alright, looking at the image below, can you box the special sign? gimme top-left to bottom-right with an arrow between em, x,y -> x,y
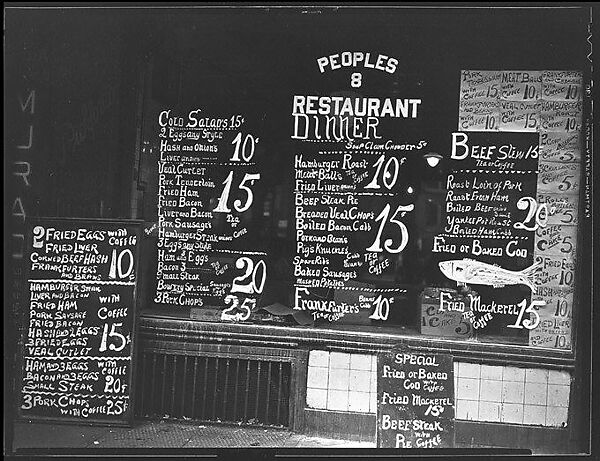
377,351 -> 455,448
18,218 -> 141,425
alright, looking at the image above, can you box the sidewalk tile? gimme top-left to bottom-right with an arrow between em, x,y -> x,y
94,421 -> 199,448
13,422 -> 110,449
13,420 -> 375,449
184,425 -> 291,448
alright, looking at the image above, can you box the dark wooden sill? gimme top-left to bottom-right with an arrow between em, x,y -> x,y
138,314 -> 575,369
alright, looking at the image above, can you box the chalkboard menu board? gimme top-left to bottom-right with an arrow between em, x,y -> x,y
432,130 -> 539,342
377,350 -> 455,449
153,108 -> 267,322
18,218 -> 142,425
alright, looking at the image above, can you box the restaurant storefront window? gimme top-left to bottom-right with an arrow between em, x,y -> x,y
130,9 -> 591,450
6,5 -> 593,455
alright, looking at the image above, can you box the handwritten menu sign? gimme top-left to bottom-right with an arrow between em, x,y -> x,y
18,218 -> 141,425
530,71 -> 582,350
420,287 -> 474,339
154,109 -> 266,322
458,71 -> 501,131
452,69 -> 582,350
377,351 -> 454,448
291,53 -> 426,323
498,71 -> 542,134
459,70 -> 583,134
433,131 -> 538,340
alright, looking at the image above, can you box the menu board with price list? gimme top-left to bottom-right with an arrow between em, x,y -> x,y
17,218 -> 142,425
377,350 -> 455,449
448,70 -> 583,350
153,108 -> 267,323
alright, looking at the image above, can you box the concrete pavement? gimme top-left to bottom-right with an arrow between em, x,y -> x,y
10,419 -> 376,451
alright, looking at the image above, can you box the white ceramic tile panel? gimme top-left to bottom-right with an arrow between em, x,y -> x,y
330,352 -> 351,369
307,366 -> 328,389
347,353 -> 376,414
327,389 -> 349,412
349,369 -> 371,392
348,391 -> 370,413
457,377 -> 480,400
306,388 -> 328,409
369,390 -> 377,413
454,361 -> 571,428
524,381 -> 547,406
547,384 -> 570,407
503,366 -> 526,382
350,354 -> 372,371
456,399 -> 478,420
328,366 -> 350,391
481,365 -> 503,380
369,368 -> 377,394
501,380 -> 525,404
309,350 -> 329,368
548,370 -> 571,386
523,404 -> 547,425
308,357 -> 571,424
306,352 -> 377,414
370,355 -> 377,371
501,403 -> 524,424
546,405 -> 569,427
525,368 -> 548,384
479,379 -> 502,403
478,401 -> 501,422
458,362 -> 481,379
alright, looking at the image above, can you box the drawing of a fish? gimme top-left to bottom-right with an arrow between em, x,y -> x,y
438,258 -> 540,291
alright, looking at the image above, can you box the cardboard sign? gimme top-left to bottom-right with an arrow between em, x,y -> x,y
541,100 -> 582,132
542,71 -> 583,101
536,193 -> 580,227
498,100 -> 540,132
539,131 -> 582,163
420,288 -> 473,339
529,286 -> 573,350
500,71 -> 542,102
459,70 -> 501,101
537,162 -> 580,194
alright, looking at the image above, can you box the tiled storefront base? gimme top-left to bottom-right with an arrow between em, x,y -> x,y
305,351 -> 571,428
306,350 -> 377,413
454,361 -> 570,426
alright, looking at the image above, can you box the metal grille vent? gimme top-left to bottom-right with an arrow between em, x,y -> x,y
135,352 -> 291,427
